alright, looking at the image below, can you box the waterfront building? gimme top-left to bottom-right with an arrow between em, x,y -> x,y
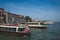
0,8 -> 25,24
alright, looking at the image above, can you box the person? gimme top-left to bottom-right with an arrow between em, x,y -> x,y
15,22 -> 20,26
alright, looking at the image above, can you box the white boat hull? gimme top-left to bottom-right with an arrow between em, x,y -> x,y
28,25 -> 47,28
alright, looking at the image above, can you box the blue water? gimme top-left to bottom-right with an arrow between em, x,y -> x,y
0,22 -> 60,40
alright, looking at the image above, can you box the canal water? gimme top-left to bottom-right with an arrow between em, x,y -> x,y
0,22 -> 60,40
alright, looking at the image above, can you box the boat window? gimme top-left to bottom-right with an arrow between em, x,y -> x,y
0,27 -> 2,30
0,27 -> 4,30
0,27 -> 1,30
8,28 -> 11,31
33,23 -> 38,25
6,28 -> 16,32
18,28 -> 25,31
40,23 -> 44,25
29,23 -> 38,25
0,27 -> 16,32
5,27 -> 8,31
4,27 -> 6,31
0,27 -> 7,31
12,28 -> 16,32
4,27 -> 9,31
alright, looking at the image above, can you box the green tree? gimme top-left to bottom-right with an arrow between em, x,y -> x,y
25,16 -> 32,22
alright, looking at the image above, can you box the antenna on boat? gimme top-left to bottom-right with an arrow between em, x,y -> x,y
34,17 -> 39,22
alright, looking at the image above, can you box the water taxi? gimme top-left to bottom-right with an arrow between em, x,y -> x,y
28,22 -> 48,28
0,23 -> 31,36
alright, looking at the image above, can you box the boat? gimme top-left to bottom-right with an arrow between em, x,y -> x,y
0,8 -> 31,36
42,20 -> 54,25
28,22 -> 48,28
0,23 -> 31,36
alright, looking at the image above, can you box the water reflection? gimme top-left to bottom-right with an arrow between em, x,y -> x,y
30,28 -> 48,40
0,34 -> 31,40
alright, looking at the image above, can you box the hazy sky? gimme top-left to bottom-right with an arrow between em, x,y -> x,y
0,0 -> 60,22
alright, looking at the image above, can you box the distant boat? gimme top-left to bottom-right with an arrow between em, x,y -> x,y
42,20 -> 54,25
28,22 -> 48,28
0,23 -> 31,36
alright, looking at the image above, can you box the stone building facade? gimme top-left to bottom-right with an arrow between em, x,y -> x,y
0,8 -> 25,24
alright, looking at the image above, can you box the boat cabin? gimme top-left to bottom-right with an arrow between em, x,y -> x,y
0,25 -> 25,32
28,22 -> 44,25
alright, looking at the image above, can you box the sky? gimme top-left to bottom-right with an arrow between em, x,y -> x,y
0,0 -> 60,22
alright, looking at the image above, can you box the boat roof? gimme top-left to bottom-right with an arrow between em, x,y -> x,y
0,25 -> 25,28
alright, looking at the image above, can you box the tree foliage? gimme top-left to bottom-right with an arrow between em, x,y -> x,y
24,16 -> 32,22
